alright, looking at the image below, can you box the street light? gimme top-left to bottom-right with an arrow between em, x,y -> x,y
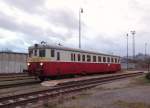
79,8 -> 83,49
130,30 -> 136,59
126,33 -> 129,70
145,43 -> 147,57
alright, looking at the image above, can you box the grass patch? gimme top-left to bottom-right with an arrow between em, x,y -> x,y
44,103 -> 57,108
114,100 -> 150,108
78,92 -> 92,97
130,76 -> 150,85
45,91 -> 92,108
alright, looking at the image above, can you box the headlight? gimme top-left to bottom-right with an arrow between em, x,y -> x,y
27,63 -> 30,66
40,62 -> 43,66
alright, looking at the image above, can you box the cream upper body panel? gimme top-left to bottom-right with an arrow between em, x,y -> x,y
28,44 -> 121,64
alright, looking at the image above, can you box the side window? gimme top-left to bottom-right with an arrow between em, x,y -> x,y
103,57 -> 106,62
87,55 -> 91,62
107,57 -> 110,63
74,54 -> 76,61
71,53 -> 73,61
118,58 -> 120,63
78,54 -> 81,61
93,56 -> 96,62
51,49 -> 55,57
39,49 -> 45,57
115,58 -> 117,63
82,55 -> 85,61
98,56 -> 101,62
111,58 -> 114,63
34,49 -> 37,56
57,52 -> 60,60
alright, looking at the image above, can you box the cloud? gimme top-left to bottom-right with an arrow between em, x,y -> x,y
0,10 -> 78,40
0,0 -> 150,56
0,12 -> 19,31
46,9 -> 79,30
3,0 -> 45,13
0,9 -> 82,52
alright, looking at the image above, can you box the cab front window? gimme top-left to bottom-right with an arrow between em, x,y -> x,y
34,49 -> 37,56
39,49 -> 45,57
29,50 -> 33,57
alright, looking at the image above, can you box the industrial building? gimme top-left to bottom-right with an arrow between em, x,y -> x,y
0,52 -> 27,73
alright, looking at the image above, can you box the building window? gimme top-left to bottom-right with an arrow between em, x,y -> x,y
34,50 -> 37,56
51,49 -> 55,57
39,49 -> 45,57
82,55 -> 85,61
87,55 -> 91,62
93,56 -> 96,62
78,54 -> 81,61
107,57 -> 110,62
71,53 -> 73,61
57,52 -> 60,60
103,57 -> 106,62
98,56 -> 101,62
111,58 -> 113,63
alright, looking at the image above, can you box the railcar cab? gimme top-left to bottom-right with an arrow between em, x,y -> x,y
27,43 -> 61,81
27,43 -> 47,80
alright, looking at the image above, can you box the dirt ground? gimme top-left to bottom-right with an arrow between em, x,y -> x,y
41,75 -> 150,108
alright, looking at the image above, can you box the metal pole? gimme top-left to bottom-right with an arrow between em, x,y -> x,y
131,30 -> 136,59
79,8 -> 83,49
145,43 -> 148,71
145,43 -> 147,57
127,33 -> 129,70
79,9 -> 81,49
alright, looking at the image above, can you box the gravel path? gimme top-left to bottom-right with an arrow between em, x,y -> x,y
44,76 -> 150,108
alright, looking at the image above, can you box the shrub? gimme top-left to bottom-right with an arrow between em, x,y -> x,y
145,72 -> 150,79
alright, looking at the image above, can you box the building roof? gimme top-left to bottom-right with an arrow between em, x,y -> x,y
0,51 -> 27,55
29,44 -> 120,58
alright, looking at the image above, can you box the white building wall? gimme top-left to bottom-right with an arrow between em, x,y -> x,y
0,52 -> 27,73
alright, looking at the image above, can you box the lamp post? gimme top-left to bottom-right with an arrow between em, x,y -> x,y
145,43 -> 147,57
126,33 -> 129,70
145,43 -> 148,71
79,8 -> 83,49
130,30 -> 136,60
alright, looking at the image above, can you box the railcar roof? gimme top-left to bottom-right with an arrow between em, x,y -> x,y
29,44 -> 120,57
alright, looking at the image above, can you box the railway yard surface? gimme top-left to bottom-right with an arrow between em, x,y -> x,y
48,75 -> 150,108
0,71 -> 150,108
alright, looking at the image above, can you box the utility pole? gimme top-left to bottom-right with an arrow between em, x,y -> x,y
131,30 -> 136,59
126,33 -> 129,70
79,8 -> 83,49
145,43 -> 147,57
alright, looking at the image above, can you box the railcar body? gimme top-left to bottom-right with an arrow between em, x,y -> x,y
27,44 -> 121,80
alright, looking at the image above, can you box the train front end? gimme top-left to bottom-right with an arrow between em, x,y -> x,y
27,44 -> 47,81
27,59 -> 44,77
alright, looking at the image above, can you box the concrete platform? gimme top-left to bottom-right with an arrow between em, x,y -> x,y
41,70 -> 143,87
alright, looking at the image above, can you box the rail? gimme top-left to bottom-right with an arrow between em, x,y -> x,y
0,72 -> 144,108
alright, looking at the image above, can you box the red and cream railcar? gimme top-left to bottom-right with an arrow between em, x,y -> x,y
27,44 -> 121,80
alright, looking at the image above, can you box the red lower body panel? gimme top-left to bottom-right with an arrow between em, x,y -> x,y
28,62 -> 121,77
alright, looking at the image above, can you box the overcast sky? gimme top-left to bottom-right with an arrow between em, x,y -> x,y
0,0 -> 150,56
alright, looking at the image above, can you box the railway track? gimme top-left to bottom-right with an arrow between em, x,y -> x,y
0,73 -> 40,89
0,72 -> 144,108
0,76 -> 36,82
0,80 -> 40,89
0,73 -> 28,78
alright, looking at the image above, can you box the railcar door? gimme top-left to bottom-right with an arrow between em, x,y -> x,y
56,52 -> 61,76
